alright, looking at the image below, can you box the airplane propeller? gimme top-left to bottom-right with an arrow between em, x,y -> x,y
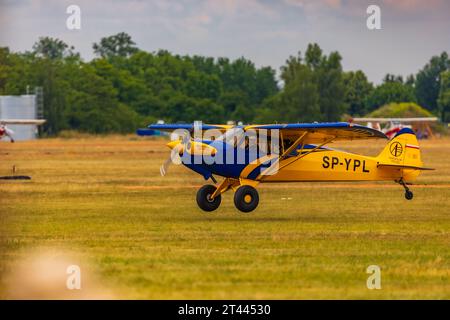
159,132 -> 217,176
160,144 -> 181,176
159,133 -> 190,176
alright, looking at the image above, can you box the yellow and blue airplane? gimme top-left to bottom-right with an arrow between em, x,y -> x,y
138,122 -> 433,213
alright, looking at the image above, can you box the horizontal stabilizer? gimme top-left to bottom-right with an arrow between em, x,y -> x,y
377,164 -> 434,171
137,128 -> 159,136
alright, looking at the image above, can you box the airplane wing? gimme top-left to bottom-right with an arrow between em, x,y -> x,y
352,117 -> 438,123
245,122 -> 387,144
145,123 -> 232,133
0,119 -> 46,125
142,122 -> 386,143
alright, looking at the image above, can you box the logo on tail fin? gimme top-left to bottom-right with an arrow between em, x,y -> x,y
389,142 -> 403,157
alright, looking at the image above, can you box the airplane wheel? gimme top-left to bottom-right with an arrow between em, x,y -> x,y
405,190 -> 413,200
196,185 -> 221,212
234,185 -> 259,213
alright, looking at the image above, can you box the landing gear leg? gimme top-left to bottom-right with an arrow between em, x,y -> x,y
398,179 -> 413,200
196,178 -> 238,212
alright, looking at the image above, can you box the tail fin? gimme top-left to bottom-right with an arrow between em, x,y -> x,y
377,128 -> 432,171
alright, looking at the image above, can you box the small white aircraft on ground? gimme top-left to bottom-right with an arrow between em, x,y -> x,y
0,119 -> 45,180
351,117 -> 438,139
0,119 -> 46,142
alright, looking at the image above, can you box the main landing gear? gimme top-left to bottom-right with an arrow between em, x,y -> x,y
196,185 -> 222,211
196,178 -> 259,213
234,185 -> 259,213
398,179 -> 413,200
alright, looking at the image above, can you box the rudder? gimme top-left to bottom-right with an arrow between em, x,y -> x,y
377,128 -> 423,168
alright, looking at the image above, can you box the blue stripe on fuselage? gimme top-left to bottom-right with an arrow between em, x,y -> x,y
179,141 -> 328,180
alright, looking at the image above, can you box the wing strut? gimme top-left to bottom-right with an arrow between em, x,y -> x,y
277,136 -> 336,172
257,136 -> 336,180
280,132 -> 308,160
257,132 -> 308,179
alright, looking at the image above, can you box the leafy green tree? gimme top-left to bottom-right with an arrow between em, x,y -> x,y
313,50 -> 347,121
0,47 -> 12,94
281,64 -> 321,122
9,36 -> 450,135
305,43 -> 323,70
0,35 -> 281,132
415,52 -> 449,113
63,62 -> 139,133
184,71 -> 222,101
219,91 -> 249,120
405,74 -> 415,87
163,93 -> 224,123
35,60 -> 69,134
438,71 -> 450,122
0,51 -> 39,95
383,74 -> 404,83
220,59 -> 252,92
276,52 -> 321,122
343,70 -> 373,116
33,37 -> 77,60
280,53 -> 303,86
280,44 -> 347,121
93,32 -> 139,58
365,81 -> 416,112
255,67 -> 279,103
188,55 -> 219,75
253,94 -> 283,123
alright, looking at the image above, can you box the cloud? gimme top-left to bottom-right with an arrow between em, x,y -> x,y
0,0 -> 449,83
283,0 -> 450,17
382,0 -> 448,12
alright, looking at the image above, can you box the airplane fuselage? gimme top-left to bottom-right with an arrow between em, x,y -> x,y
181,140 -> 419,183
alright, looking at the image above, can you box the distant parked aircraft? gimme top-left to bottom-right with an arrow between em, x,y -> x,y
0,119 -> 46,142
351,117 -> 438,139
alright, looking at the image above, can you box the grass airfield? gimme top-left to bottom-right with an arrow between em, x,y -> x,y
0,135 -> 449,299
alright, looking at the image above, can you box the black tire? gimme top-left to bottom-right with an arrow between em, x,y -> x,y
196,185 -> 221,212
234,185 -> 259,213
405,190 -> 413,200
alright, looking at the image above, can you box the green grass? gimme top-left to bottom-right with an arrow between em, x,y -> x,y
0,136 -> 449,299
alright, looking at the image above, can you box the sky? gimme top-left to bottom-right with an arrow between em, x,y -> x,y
1,0 -> 450,83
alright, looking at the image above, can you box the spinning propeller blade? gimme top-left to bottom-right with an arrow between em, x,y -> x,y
160,139 -> 186,176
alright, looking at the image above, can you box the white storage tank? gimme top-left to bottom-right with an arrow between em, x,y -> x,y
0,95 -> 39,141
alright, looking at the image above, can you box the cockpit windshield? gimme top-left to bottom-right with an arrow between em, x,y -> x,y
215,127 -> 263,151
215,128 -> 245,146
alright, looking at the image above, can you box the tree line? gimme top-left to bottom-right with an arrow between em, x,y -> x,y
0,32 -> 449,135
